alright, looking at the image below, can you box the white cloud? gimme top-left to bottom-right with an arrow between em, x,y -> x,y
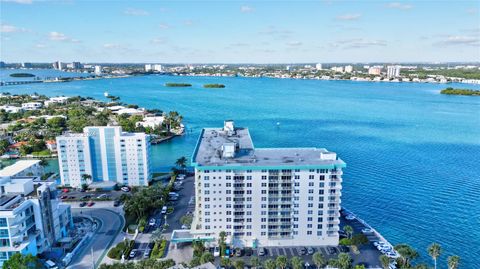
386,2 -> 413,10
330,38 -> 387,49
150,38 -> 167,44
336,14 -> 361,21
103,43 -> 121,49
183,20 -> 194,26
1,0 -> 33,4
287,41 -> 302,47
35,43 -> 47,48
48,31 -> 80,42
435,35 -> 479,46
240,5 -> 254,13
159,23 -> 170,29
124,8 -> 149,16
0,23 -> 27,33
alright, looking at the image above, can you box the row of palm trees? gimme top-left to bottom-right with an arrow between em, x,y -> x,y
378,242 -> 460,269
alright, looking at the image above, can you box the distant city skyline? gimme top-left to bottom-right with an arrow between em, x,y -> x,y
1,0 -> 479,63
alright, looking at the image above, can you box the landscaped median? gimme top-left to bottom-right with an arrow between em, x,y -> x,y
107,239 -> 135,260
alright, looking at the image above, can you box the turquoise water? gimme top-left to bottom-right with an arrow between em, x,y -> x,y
1,71 -> 479,267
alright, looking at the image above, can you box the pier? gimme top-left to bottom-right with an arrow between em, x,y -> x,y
0,80 -> 43,86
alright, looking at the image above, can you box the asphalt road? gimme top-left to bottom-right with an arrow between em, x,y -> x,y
164,175 -> 195,232
68,208 -> 124,269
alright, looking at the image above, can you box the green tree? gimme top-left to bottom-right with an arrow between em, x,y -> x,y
175,156 -> 188,172
264,259 -> 276,269
447,255 -> 460,269
0,140 -> 9,155
313,252 -> 326,269
291,256 -> 304,269
428,243 -> 442,269
276,255 -> 288,269
250,257 -> 261,268
394,244 -> 419,268
200,252 -> 214,264
81,174 -> 92,185
2,253 -> 41,269
337,253 -> 352,269
220,258 -> 231,268
343,225 -> 353,239
234,260 -> 245,269
351,234 -> 368,247
218,231 -> 227,255
379,255 -> 390,269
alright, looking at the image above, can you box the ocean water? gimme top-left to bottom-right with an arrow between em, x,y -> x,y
1,71 -> 479,267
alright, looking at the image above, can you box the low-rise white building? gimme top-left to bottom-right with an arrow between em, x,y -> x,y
21,102 -> 42,111
0,106 -> 22,113
135,116 -> 165,129
44,97 -> 69,107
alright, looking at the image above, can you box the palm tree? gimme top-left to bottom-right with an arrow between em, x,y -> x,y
200,252 -> 214,264
221,258 -> 231,268
428,243 -> 442,269
276,255 -> 288,269
291,256 -> 304,269
81,173 -> 92,184
343,225 -> 353,239
250,257 -> 261,269
234,260 -> 245,269
313,252 -> 326,269
264,259 -> 276,269
394,244 -> 419,268
379,255 -> 390,269
175,156 -> 188,173
447,255 -> 460,269
151,228 -> 164,243
337,253 -> 352,269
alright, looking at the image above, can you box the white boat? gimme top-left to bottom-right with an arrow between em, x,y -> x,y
104,91 -> 109,97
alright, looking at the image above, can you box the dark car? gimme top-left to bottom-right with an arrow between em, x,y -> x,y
298,247 -> 307,255
327,246 -> 337,255
113,200 -> 122,207
234,248 -> 243,257
79,202 -> 87,207
87,201 -> 95,207
82,195 -> 91,199
339,245 -> 349,253
245,248 -> 253,256
60,195 -> 68,199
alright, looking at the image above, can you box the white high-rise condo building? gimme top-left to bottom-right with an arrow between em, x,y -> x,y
94,65 -> 102,75
56,126 -> 151,188
190,121 -> 346,247
315,63 -> 322,70
386,65 -> 401,79
0,161 -> 73,266
344,65 -> 353,73
145,64 -> 152,72
153,64 -> 163,72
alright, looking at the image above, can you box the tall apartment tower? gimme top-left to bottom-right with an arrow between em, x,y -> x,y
386,65 -> 401,78
190,120 -> 346,247
56,126 -> 151,188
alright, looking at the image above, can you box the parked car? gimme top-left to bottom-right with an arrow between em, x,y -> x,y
181,224 -> 189,229
244,248 -> 253,256
307,247 -> 315,255
96,193 -> 108,199
327,246 -> 337,255
149,218 -> 156,226
129,249 -> 137,259
258,247 -> 266,256
213,247 -> 220,257
339,245 -> 349,253
79,202 -> 87,207
234,248 -> 243,257
161,206 -> 167,214
177,174 -> 185,180
298,247 -> 307,255
113,200 -> 121,207
87,201 -> 95,207
62,188 -> 69,193
345,214 -> 355,220
60,195 -> 68,199
82,195 -> 91,199
121,186 -> 130,192
143,248 -> 151,258
362,228 -> 374,234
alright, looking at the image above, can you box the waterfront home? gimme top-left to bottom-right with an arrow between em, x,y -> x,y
45,140 -> 57,152
44,96 -> 69,107
21,102 -> 42,110
0,105 -> 22,113
135,115 -> 165,129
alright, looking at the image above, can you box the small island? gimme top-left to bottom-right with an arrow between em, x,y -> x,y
203,83 -> 225,88
440,87 -> 480,96
9,73 -> 35,78
165,83 -> 192,87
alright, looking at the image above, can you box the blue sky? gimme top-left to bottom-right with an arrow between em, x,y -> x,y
1,0 -> 479,63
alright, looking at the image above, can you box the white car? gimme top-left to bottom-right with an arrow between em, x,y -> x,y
149,218 -> 156,226
213,246 -> 220,257
161,206 -> 167,214
361,228 -> 374,234
121,186 -> 130,192
345,214 -> 355,220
